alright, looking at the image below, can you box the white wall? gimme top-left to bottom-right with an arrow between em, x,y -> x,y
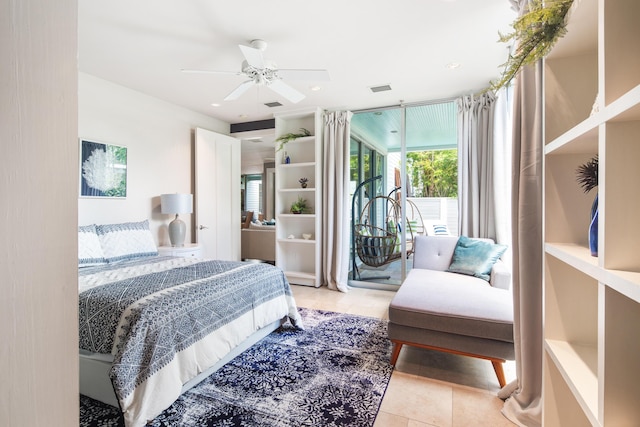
241,145 -> 275,175
79,73 -> 229,245
2,0 -> 79,425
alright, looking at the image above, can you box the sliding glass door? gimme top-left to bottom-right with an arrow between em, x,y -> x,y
349,101 -> 458,289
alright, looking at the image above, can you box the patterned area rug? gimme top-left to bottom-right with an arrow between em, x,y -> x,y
80,308 -> 393,426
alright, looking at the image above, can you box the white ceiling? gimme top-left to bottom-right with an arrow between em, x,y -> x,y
79,0 -> 516,149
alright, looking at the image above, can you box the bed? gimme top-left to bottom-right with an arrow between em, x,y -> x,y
78,221 -> 303,427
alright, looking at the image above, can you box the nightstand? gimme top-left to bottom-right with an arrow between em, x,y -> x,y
157,243 -> 202,258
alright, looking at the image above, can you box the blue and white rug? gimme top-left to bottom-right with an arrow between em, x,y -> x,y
80,308 -> 393,426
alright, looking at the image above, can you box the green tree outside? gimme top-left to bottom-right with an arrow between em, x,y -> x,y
406,150 -> 457,197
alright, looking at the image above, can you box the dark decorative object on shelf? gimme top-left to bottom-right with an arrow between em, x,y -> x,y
299,177 -> 308,188
576,155 -> 598,256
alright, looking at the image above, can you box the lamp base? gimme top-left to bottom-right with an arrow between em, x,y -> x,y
168,215 -> 186,247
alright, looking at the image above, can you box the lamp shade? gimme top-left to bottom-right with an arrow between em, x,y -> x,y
161,193 -> 193,215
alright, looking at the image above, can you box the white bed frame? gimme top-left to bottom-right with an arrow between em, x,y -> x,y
79,317 -> 286,408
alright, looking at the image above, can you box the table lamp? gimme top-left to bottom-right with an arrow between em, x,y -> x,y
161,193 -> 193,247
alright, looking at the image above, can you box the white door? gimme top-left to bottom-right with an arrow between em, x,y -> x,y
195,128 -> 241,260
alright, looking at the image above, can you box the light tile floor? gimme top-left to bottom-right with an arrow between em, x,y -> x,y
291,285 -> 516,427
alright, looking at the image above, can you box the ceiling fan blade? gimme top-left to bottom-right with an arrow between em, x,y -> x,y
224,80 -> 255,101
181,68 -> 241,76
238,44 -> 264,69
268,79 -> 305,103
277,69 -> 330,81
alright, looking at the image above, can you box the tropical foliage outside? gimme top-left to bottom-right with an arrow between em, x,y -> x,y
406,150 -> 457,198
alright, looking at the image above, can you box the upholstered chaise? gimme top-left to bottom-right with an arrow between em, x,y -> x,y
388,235 -> 514,387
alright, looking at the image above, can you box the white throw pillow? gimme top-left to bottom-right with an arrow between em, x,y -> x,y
78,224 -> 107,267
96,220 -> 158,263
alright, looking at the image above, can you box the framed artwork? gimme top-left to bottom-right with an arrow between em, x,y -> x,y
79,139 -> 128,198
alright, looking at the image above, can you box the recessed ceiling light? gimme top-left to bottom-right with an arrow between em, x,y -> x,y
239,114 -> 248,119
211,103 -> 220,107
446,62 -> 461,70
310,85 -> 321,91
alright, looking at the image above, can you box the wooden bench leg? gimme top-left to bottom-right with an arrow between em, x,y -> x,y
390,341 -> 403,366
491,360 -> 507,388
390,339 -> 507,387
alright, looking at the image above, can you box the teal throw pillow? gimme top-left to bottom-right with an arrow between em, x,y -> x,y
447,236 -> 507,281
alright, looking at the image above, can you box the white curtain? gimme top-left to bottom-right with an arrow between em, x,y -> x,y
494,86 -> 514,254
497,2 -> 544,425
457,91 -> 498,239
322,111 -> 352,292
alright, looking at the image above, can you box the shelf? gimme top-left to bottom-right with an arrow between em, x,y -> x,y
284,270 -> 315,279
545,340 -> 599,426
603,84 -> 640,123
604,269 -> 640,304
544,117 -> 599,155
283,270 -> 317,287
278,188 -> 315,193
545,243 -> 603,282
277,238 -> 315,244
544,1 -> 640,424
278,161 -> 316,168
275,107 -> 322,288
282,135 -> 315,144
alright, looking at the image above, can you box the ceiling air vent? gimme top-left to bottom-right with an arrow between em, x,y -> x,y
264,101 -> 283,108
369,84 -> 392,93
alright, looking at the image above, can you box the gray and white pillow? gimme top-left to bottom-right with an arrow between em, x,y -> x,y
78,224 -> 107,267
96,220 -> 158,263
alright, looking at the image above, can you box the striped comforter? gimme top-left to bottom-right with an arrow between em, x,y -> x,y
79,256 -> 302,427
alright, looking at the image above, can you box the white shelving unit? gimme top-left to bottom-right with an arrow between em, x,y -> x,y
274,108 -> 323,287
542,0 -> 640,425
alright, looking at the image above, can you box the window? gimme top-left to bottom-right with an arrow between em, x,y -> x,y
242,174 -> 262,215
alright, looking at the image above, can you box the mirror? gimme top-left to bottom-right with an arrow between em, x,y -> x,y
241,161 -> 275,222
241,174 -> 263,219
265,167 -> 275,220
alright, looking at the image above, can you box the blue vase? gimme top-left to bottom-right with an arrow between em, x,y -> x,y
589,194 -> 598,257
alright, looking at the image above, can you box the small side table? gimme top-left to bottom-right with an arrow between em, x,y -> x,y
157,243 -> 202,258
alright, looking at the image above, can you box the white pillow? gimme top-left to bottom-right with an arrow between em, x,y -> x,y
424,220 -> 451,236
78,224 -> 107,267
96,220 -> 158,263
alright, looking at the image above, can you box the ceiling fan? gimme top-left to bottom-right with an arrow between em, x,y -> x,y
182,39 -> 330,103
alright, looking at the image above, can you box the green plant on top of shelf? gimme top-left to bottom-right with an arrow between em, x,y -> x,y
290,196 -> 308,214
276,128 -> 311,152
489,0 -> 574,92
